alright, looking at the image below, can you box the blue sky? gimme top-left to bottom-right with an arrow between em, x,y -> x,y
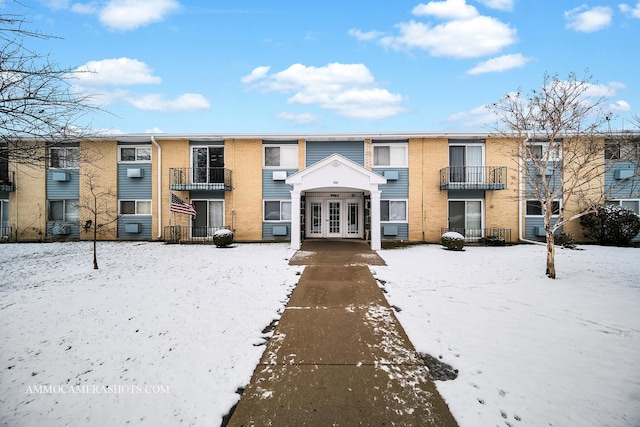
9,0 -> 640,134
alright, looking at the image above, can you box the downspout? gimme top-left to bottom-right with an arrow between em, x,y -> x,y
151,135 -> 162,238
519,136 -> 544,245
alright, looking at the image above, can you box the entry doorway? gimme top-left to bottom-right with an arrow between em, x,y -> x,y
306,194 -> 364,239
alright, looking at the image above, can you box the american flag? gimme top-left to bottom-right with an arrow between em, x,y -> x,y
170,193 -> 197,216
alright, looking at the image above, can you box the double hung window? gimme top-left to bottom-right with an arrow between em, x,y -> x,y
264,145 -> 298,168
119,146 -> 151,162
49,200 -> 79,222
119,200 -> 152,215
380,200 -> 407,222
373,145 -> 407,167
50,147 -> 79,169
264,200 -> 292,221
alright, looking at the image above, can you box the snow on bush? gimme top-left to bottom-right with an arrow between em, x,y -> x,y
213,229 -> 234,247
580,204 -> 640,246
441,232 -> 465,251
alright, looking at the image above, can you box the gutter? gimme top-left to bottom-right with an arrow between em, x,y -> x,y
151,135 -> 162,238
518,136 -> 544,245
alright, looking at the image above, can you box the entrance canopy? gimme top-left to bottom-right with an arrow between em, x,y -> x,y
286,154 -> 387,250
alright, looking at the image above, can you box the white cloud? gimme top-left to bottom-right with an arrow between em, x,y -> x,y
412,0 -> 479,20
243,63 -> 406,120
381,16 -> 516,58
75,58 -> 162,86
240,66 -> 271,84
467,53 -> 531,74
70,3 -> 98,14
126,93 -> 210,111
619,2 -> 640,18
72,58 -> 209,112
609,100 -> 631,112
564,5 -> 612,33
447,104 -> 496,128
276,112 -> 320,124
99,0 -> 180,31
476,0 -> 514,11
347,28 -> 384,41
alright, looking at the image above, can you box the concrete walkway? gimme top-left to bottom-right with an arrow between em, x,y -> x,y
227,240 -> 458,426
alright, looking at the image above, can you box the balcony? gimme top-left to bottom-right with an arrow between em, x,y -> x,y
169,168 -> 232,191
164,225 -> 231,244
441,227 -> 512,245
0,171 -> 14,192
440,166 -> 507,190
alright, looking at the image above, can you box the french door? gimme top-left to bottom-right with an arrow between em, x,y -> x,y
306,198 -> 362,238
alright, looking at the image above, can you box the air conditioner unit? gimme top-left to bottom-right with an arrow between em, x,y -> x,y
52,171 -> 69,182
534,226 -> 546,237
127,168 -> 143,178
272,171 -> 287,181
124,223 -> 140,233
383,171 -> 399,181
614,169 -> 633,180
52,223 -> 71,235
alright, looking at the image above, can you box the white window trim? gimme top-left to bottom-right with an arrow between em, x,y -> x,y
119,200 -> 152,216
263,199 -> 292,222
118,146 -> 152,163
48,199 -> 79,222
380,199 -> 408,223
190,199 -> 226,227
263,145 -> 298,169
525,199 -> 561,217
372,143 -> 408,168
527,142 -> 563,160
49,147 -> 79,169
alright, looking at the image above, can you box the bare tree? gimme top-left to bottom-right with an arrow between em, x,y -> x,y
1,2 -> 99,165
76,170 -> 118,269
490,72 -> 640,278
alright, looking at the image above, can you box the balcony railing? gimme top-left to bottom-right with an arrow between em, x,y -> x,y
0,171 -> 15,192
169,168 -> 232,191
440,166 -> 507,190
164,225 -> 231,244
1,226 -> 12,241
441,228 -> 512,245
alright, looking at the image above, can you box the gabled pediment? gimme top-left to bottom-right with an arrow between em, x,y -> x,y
285,153 -> 386,192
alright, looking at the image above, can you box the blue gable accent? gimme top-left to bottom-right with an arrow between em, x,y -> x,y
305,141 -> 364,167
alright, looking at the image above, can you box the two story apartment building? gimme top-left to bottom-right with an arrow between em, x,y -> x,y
1,132 -> 638,248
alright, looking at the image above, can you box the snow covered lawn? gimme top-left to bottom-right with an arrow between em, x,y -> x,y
373,244 -> 640,427
1,241 -> 639,427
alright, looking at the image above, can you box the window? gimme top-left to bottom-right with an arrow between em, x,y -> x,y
373,145 -> 407,167
192,146 -> 224,183
191,200 -> 225,237
449,144 -> 484,183
526,200 -> 560,216
448,200 -> 482,231
49,147 -> 79,169
380,200 -> 407,222
607,200 -> 640,215
1,199 -> 8,235
48,200 -> 79,222
119,146 -> 151,162
264,145 -> 298,168
119,200 -> 152,215
264,200 -> 292,221
527,142 -> 562,160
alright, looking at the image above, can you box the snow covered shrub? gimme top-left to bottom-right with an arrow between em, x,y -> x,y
580,205 -> 640,246
441,232 -> 465,251
212,229 -> 234,247
555,232 -> 577,249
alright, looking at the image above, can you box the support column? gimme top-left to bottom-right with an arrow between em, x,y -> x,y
290,190 -> 301,250
370,190 -> 382,250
